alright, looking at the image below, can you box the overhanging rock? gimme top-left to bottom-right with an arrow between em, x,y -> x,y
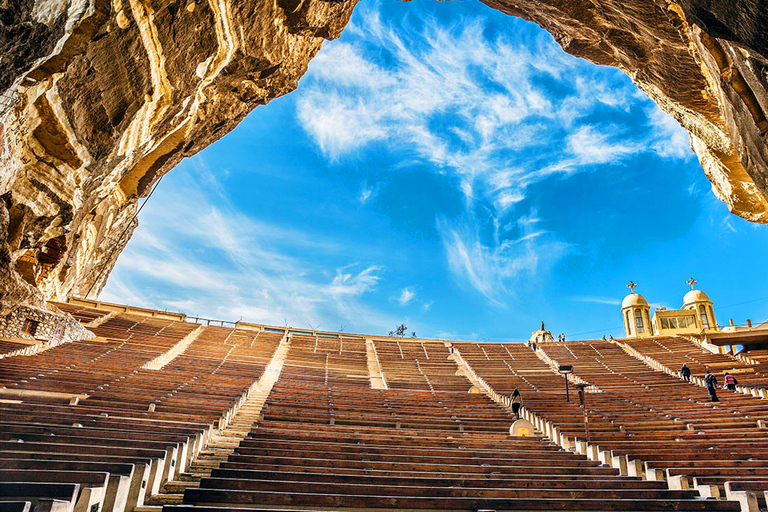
0,0 -> 766,312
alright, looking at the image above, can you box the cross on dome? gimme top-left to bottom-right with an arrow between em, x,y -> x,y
686,277 -> 697,290
626,281 -> 637,294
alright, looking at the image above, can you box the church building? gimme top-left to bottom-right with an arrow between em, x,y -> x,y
621,278 -> 719,338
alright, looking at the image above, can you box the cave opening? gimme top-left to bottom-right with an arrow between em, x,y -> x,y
2,0 -> 768,340
92,0 -> 768,341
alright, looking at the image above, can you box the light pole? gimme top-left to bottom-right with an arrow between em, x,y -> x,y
577,383 -> 590,443
559,365 -> 573,402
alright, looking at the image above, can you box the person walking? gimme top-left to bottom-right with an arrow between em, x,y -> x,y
724,372 -> 737,390
680,363 -> 691,382
705,370 -> 719,402
510,389 -> 523,420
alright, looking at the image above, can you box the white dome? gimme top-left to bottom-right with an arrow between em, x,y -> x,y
683,289 -> 710,306
622,293 -> 648,309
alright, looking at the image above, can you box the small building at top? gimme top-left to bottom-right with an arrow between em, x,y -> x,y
621,278 -> 718,338
529,321 -> 554,343
621,281 -> 652,337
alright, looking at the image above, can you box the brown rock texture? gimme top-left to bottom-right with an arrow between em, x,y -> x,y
0,0 -> 766,314
480,0 -> 768,222
0,0 -> 358,313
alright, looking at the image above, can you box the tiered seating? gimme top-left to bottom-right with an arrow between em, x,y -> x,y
0,315 -> 282,512
0,339 -> 28,356
374,339 -> 521,432
624,337 -> 768,388
2,304 -> 758,512
170,337 -> 736,512
462,339 -> 768,503
50,302 -> 113,326
0,315 -> 199,393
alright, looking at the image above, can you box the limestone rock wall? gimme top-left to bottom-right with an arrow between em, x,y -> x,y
0,0 -> 766,314
0,0 -> 358,313
481,0 -> 768,222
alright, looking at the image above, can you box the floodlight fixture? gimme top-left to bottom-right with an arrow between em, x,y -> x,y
558,365 -> 574,401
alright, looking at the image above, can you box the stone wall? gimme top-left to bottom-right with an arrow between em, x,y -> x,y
0,0 -> 766,314
0,304 -> 94,346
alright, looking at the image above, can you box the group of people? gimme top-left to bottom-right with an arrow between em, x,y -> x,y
557,333 -> 567,342
679,363 -> 738,402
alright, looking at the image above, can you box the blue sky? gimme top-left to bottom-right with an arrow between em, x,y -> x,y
101,0 -> 768,341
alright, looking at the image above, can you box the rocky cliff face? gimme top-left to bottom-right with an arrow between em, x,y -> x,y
0,0 -> 766,313
481,0 -> 768,224
0,0 -> 358,313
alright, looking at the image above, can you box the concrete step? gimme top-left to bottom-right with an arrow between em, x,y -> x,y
177,472 -> 210,481
208,439 -> 241,446
163,480 -> 200,493
145,493 -> 185,506
133,506 -> 162,512
190,460 -> 221,469
197,452 -> 231,460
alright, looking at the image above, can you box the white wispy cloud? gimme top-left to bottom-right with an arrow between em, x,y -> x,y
647,107 -> 692,159
295,3 -> 692,304
297,7 -> 689,214
100,165 -> 396,333
437,211 -> 570,305
359,184 -> 378,205
567,125 -> 642,166
396,288 -> 416,306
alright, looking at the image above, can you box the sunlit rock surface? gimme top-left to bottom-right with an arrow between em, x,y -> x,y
0,0 -> 358,313
481,0 -> 768,222
0,0 -> 766,312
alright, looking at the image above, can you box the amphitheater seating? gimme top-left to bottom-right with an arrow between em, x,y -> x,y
459,339 -> 768,504
49,302 -> 113,326
0,340 -> 29,357
623,337 -> 768,388
4,303 -> 765,512
0,313 -> 282,512
172,336 -> 737,512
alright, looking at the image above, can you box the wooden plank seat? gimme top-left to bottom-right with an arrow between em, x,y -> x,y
668,468 -> 768,479
196,477 -> 707,500
0,339 -> 30,357
181,488 -> 740,511
216,459 -> 642,480
0,471 -> 107,512
0,415 -> 210,469
209,468 -> 669,488
0,440 -> 170,497
0,459 -> 138,512
718,481 -> 768,512
0,502 -> 31,512
48,302 -> 113,326
0,483 -> 79,512
0,422 -> 200,473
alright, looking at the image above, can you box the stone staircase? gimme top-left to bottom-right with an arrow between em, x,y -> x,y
134,334 -> 291,512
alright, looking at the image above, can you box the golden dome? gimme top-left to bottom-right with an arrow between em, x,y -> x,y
683,289 -> 710,306
622,293 -> 648,309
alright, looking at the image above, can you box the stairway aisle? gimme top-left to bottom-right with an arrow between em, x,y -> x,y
134,334 -> 292,512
